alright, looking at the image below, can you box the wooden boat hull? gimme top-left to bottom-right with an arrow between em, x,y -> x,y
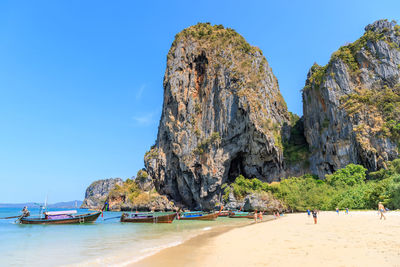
218,211 -> 232,217
20,211 -> 101,224
120,213 -> 176,223
179,213 -> 219,221
228,213 -> 254,219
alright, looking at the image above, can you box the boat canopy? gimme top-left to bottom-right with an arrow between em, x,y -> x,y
44,210 -> 77,216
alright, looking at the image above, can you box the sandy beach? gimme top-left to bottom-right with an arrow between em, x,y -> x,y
133,211 -> 400,267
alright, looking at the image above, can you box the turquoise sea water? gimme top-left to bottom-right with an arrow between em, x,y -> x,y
0,208 -> 251,266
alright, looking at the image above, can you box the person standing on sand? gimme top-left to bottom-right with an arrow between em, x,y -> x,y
273,210 -> 279,219
307,209 -> 311,217
336,207 -> 339,215
258,211 -> 263,221
21,206 -> 30,217
254,210 -> 258,223
345,208 -> 349,214
312,209 -> 318,224
378,202 -> 386,220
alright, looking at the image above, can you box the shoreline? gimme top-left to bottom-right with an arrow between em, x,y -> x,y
131,211 -> 400,267
130,215 -> 276,267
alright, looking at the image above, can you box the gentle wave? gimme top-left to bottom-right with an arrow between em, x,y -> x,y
117,240 -> 184,266
68,240 -> 184,267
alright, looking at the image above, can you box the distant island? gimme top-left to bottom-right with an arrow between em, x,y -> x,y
0,200 -> 83,209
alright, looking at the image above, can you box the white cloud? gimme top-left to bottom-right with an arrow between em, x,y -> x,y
132,110 -> 160,126
136,84 -> 146,100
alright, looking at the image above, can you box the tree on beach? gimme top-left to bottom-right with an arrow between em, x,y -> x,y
325,164 -> 367,188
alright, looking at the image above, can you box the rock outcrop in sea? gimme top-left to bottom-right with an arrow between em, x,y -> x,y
81,178 -> 123,209
80,171 -> 177,212
303,19 -> 400,177
107,191 -> 176,212
144,23 -> 308,210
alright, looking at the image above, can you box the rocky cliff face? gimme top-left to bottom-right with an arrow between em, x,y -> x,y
223,191 -> 284,212
135,169 -> 154,192
145,23 -> 304,210
81,178 -> 123,209
81,171 -> 175,212
303,20 -> 400,177
108,193 -> 176,212
107,174 -> 176,211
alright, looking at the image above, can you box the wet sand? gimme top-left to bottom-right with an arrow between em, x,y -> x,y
132,211 -> 400,267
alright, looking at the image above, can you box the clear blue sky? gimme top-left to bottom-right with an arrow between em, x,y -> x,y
0,0 -> 398,203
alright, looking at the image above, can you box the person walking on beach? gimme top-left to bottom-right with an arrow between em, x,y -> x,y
258,211 -> 263,221
336,207 -> 339,215
254,210 -> 258,223
312,209 -> 318,224
345,208 -> 349,214
378,202 -> 386,220
307,209 -> 311,217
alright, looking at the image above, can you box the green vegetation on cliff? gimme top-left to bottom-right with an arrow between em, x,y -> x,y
222,175 -> 272,202
224,161 -> 400,211
170,22 -> 262,57
194,132 -> 221,154
144,147 -> 159,161
341,84 -> 400,144
109,179 -> 143,202
304,19 -> 400,92
283,113 -> 310,164
109,174 -> 159,207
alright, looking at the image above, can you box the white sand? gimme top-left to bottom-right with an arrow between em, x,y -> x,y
134,211 -> 400,267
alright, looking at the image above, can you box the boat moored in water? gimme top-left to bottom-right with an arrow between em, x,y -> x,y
19,210 -> 101,224
120,212 -> 176,223
178,211 -> 219,221
218,210 -> 233,217
228,211 -> 254,219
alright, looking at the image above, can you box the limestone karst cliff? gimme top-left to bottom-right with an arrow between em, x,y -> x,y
144,23 -> 307,210
81,172 -> 176,211
82,20 -> 400,212
81,178 -> 123,209
303,19 -> 400,177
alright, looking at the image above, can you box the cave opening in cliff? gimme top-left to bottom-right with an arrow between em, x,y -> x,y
227,152 -> 246,183
325,162 -> 335,174
194,51 -> 208,93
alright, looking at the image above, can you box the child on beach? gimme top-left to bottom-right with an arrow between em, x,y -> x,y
307,209 -> 311,217
312,209 -> 318,224
258,211 -> 263,221
254,210 -> 258,223
345,208 -> 349,214
336,207 -> 339,215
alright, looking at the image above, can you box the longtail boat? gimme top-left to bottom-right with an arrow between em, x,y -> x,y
218,210 -> 233,217
19,210 -> 101,224
120,212 -> 176,223
178,212 -> 219,221
228,211 -> 254,219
